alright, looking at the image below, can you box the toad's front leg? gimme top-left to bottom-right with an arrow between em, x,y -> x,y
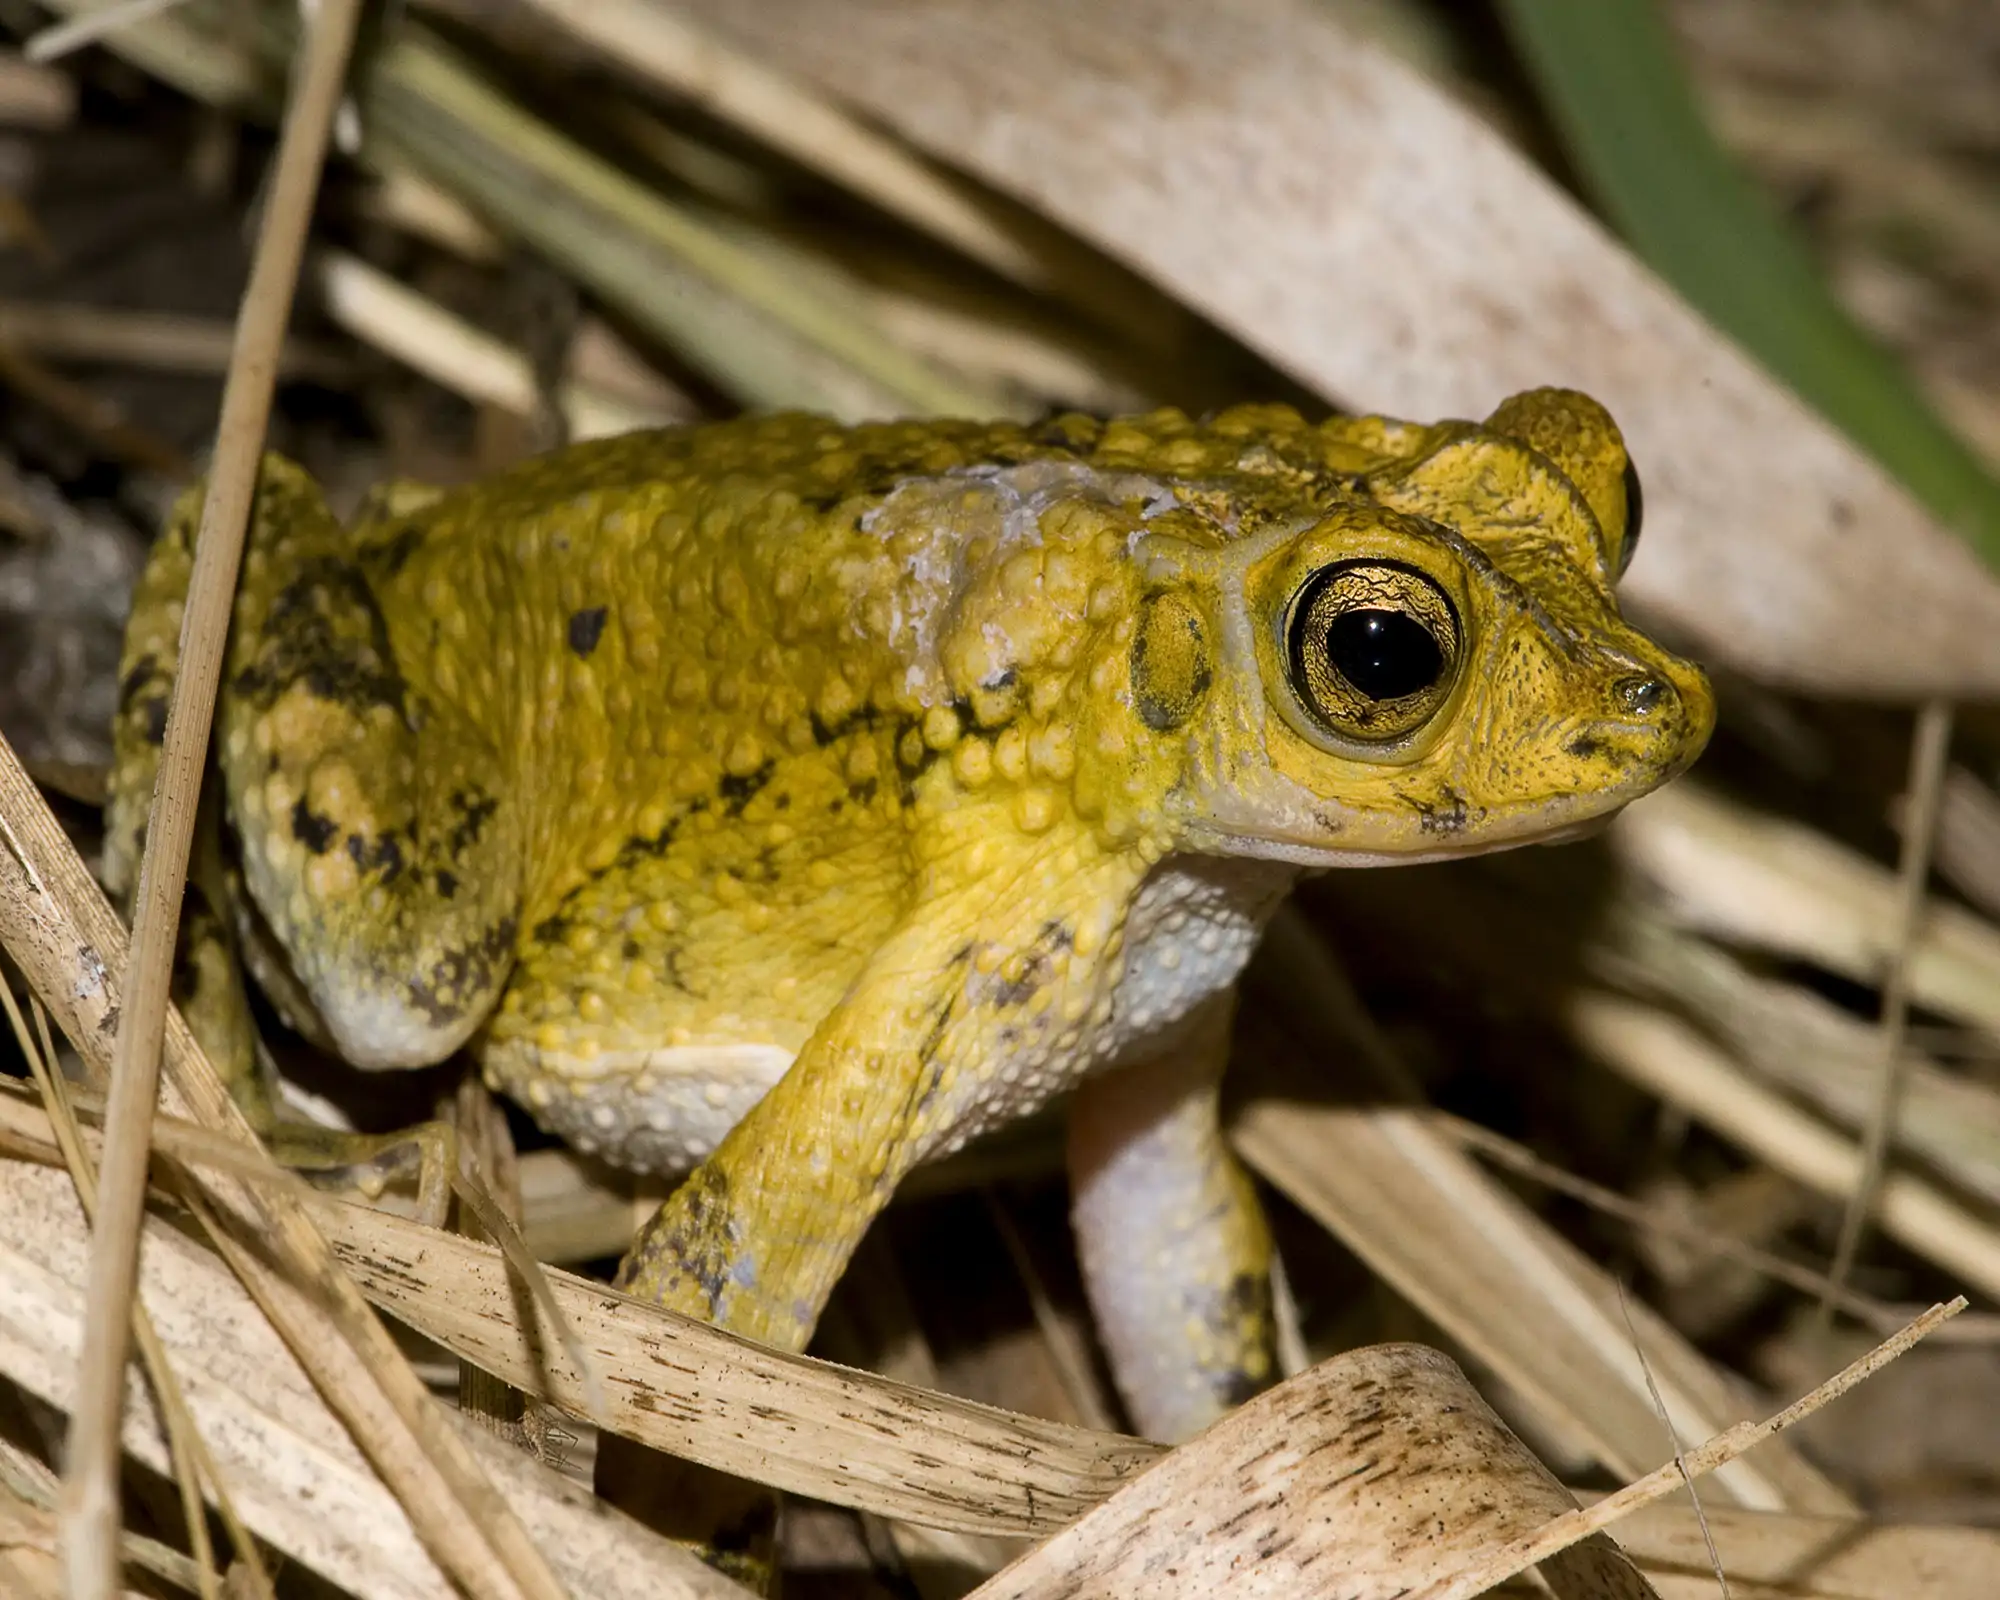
613,928 -> 968,1343
617,838 -> 1144,1343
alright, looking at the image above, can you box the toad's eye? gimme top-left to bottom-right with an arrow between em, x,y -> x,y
1285,561 -> 1462,744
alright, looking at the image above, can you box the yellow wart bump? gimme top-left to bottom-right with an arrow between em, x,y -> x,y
922,705 -> 962,751
952,738 -> 993,788
1014,788 -> 1062,834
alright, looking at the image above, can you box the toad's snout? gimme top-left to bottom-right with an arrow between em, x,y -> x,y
1566,649 -> 1715,790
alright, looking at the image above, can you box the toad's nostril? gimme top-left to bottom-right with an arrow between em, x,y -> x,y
1613,675 -> 1670,717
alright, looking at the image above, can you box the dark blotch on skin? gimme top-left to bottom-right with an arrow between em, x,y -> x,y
718,758 -> 776,817
368,525 -> 423,578
142,697 -> 169,745
600,796 -> 703,875
232,556 -> 408,720
446,789 -> 499,856
810,704 -> 883,748
1416,788 -> 1470,836
567,606 -> 609,658
406,916 -> 516,1025
914,997 -> 956,1072
992,921 -> 1072,1008
291,797 -> 338,854
346,829 -> 405,881
233,558 -> 406,716
1564,733 -> 1602,761
1203,1270 -> 1276,1408
624,1164 -> 738,1319
991,959 -> 1047,1008
892,715 -> 945,804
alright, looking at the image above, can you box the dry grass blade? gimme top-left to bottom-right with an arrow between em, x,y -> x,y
31,0 -> 256,111
319,1201 -> 1157,1536
314,251 -> 673,439
982,1188 -> 1122,1433
1571,992 -> 2000,1299
0,1443 -> 202,1598
1613,782 -> 2000,1036
0,984 -> 260,1600
0,1081 -> 1149,1539
1821,700 -> 1955,1325
23,0 -> 191,64
61,6 -> 364,1594
362,28 -> 1010,420
0,300 -> 350,379
1610,1500 -> 2000,1599
676,0 -> 2000,695
515,0 -> 1051,289
0,340 -> 186,477
1933,766 -> 2000,920
1596,911 -> 2000,1211
437,1153 -> 609,1426
0,1087 -> 1725,1599
817,1236 -> 1034,1584
1439,1113 -> 2000,1342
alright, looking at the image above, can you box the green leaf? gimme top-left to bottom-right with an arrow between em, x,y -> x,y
1497,0 -> 2000,570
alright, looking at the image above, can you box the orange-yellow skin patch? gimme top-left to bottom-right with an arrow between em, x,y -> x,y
107,393 -> 1711,1413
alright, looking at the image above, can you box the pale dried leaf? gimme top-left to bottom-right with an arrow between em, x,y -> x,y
674,0 -> 2000,696
963,1343 -> 1655,1600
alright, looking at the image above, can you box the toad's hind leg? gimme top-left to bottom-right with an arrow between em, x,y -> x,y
108,482 -> 266,1113
115,456 -> 527,1074
1067,997 -> 1276,1442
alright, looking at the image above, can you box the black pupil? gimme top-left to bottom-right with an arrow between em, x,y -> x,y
1324,609 -> 1443,700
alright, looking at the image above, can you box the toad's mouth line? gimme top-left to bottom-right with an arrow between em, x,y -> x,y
1179,802 -> 1633,870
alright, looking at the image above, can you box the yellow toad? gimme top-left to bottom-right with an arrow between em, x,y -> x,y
108,388 -> 1710,1442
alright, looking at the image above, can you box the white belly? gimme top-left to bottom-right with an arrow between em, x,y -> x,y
502,855 -> 1299,1176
